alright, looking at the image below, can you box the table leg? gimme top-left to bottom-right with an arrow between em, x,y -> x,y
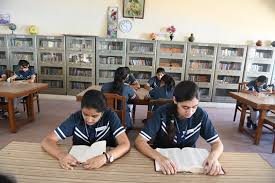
254,109 -> 266,145
238,103 -> 247,132
26,94 -> 34,122
7,98 -> 16,133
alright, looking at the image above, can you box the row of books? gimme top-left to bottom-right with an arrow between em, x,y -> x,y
249,64 -> 267,72
189,61 -> 212,69
0,65 -> 7,70
99,70 -> 115,78
133,72 -> 151,79
166,72 -> 181,80
190,47 -> 214,56
68,54 -> 93,63
199,88 -> 209,96
160,60 -> 182,67
12,53 -> 33,61
43,80 -> 63,88
129,59 -> 152,66
39,40 -> 63,49
189,75 -> 210,82
0,39 -> 5,47
98,42 -> 123,51
100,56 -> 122,65
41,67 -> 63,75
219,63 -> 241,70
130,43 -> 153,52
68,40 -> 93,49
159,47 -> 183,53
70,82 -> 91,90
249,50 -> 273,59
215,88 -> 236,96
217,76 -> 239,84
0,53 -> 6,59
69,68 -> 92,77
11,39 -> 33,48
220,48 -> 244,57
41,53 -> 63,62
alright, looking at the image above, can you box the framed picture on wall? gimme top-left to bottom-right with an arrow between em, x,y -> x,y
123,0 -> 145,19
0,14 -> 10,24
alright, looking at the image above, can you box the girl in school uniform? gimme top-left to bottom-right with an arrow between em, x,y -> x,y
41,90 -> 130,170
144,67 -> 165,90
8,60 -> 36,83
135,81 -> 224,176
101,67 -> 138,129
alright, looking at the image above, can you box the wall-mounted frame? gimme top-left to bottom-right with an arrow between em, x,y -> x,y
0,14 -> 10,24
123,0 -> 145,19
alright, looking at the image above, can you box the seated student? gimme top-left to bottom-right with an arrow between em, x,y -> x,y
101,67 -> 138,129
0,69 -> 7,81
124,66 -> 140,90
146,74 -> 175,111
41,90 -> 130,170
8,60 -> 36,83
144,67 -> 165,90
135,81 -> 224,176
242,75 -> 271,129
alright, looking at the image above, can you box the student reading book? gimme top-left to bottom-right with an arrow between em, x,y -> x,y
155,147 -> 209,173
135,81 -> 224,176
69,140 -> 106,163
41,90 -> 130,170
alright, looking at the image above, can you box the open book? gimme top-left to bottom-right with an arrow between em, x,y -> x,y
69,140 -> 106,163
155,147 -> 219,174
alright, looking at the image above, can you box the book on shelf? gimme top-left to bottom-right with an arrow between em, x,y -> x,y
155,147 -> 224,174
69,140 -> 106,163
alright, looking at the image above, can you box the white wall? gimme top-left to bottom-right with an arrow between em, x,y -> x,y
1,0 -> 275,45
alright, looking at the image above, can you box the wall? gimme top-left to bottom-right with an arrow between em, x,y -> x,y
1,0 -> 275,45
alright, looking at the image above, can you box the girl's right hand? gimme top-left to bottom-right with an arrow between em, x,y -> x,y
58,152 -> 78,170
155,154 -> 177,175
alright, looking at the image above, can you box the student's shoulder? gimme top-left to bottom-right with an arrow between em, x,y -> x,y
102,108 -> 119,120
154,104 -> 172,115
193,107 -> 208,121
101,82 -> 113,91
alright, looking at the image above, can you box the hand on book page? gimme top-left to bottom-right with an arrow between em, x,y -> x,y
203,156 -> 225,176
69,140 -> 106,163
155,147 -> 224,174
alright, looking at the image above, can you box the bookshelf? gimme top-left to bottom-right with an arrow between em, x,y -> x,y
37,35 -> 66,95
243,46 -> 275,84
212,44 -> 247,102
7,34 -> 37,72
65,35 -> 95,95
96,37 -> 126,85
0,34 -> 8,71
156,41 -> 187,84
126,39 -> 156,85
185,43 -> 218,101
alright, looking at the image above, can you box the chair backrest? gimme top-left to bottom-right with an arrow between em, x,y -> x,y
103,93 -> 127,127
238,82 -> 248,92
147,99 -> 174,120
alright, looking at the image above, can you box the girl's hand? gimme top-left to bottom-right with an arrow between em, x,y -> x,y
83,154 -> 107,170
58,152 -> 78,170
155,154 -> 177,175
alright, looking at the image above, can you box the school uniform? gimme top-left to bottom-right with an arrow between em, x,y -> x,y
101,82 -> 136,128
0,70 -> 5,78
125,74 -> 138,85
139,104 -> 219,148
149,86 -> 174,111
246,80 -> 268,92
147,76 -> 161,89
14,69 -> 35,80
54,108 -> 125,147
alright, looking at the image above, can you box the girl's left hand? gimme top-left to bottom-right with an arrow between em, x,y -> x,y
203,155 -> 224,176
83,154 -> 107,170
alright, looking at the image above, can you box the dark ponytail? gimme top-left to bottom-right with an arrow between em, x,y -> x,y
161,74 -> 175,93
165,81 -> 200,145
112,67 -> 128,95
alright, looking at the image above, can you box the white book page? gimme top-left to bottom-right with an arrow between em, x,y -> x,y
155,147 -> 208,173
69,141 -> 106,163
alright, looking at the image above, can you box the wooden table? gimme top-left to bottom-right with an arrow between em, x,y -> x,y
228,92 -> 275,145
0,82 -> 48,132
0,141 -> 274,183
76,85 -> 149,105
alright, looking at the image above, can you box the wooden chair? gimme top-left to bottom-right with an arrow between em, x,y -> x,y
22,75 -> 40,113
103,93 -> 127,127
146,99 -> 174,121
263,116 -> 275,153
233,82 -> 250,121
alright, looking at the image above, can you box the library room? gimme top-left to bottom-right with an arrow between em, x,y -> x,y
0,0 -> 274,182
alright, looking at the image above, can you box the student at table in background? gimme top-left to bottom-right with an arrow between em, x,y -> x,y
135,81 -> 224,176
7,60 -> 36,83
124,66 -> 140,90
0,69 -> 7,81
101,67 -> 138,129
41,90 -> 130,170
242,75 -> 271,130
0,173 -> 17,183
144,67 -> 165,90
